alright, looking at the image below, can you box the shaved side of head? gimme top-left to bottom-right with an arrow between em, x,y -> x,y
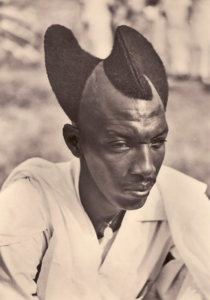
78,62 -> 164,137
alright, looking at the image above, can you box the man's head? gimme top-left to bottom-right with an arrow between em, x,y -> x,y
44,25 -> 168,210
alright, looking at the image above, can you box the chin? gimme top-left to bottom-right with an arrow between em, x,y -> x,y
116,195 -> 148,211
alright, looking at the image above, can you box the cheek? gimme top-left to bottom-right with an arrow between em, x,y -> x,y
82,137 -> 126,176
85,155 -> 121,198
83,145 -> 127,194
85,151 -> 122,182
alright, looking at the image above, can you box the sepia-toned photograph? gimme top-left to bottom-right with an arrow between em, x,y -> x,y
0,0 -> 209,299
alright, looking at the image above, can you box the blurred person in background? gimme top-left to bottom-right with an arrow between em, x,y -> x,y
161,0 -> 191,79
143,0 -> 168,69
190,0 -> 210,89
0,20 -> 209,300
111,0 -> 150,40
80,0 -> 114,58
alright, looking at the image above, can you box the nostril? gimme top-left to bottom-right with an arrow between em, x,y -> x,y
130,163 -> 155,177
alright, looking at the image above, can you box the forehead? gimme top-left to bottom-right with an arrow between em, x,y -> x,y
100,99 -> 167,140
101,96 -> 164,123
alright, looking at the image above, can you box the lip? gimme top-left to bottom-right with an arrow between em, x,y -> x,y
125,182 -> 154,191
124,185 -> 153,198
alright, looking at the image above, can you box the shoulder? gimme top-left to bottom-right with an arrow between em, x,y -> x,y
0,177 -> 42,216
157,165 -> 209,229
156,165 -> 209,223
0,157 -> 80,245
158,165 -> 207,196
0,158 -> 76,246
1,157 -> 74,192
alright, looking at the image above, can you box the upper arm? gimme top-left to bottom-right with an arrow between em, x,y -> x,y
0,178 -> 49,299
0,178 -> 47,246
0,232 -> 48,300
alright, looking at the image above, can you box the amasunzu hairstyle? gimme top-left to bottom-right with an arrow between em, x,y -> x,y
44,25 -> 168,123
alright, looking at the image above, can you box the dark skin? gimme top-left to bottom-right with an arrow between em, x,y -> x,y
63,65 -> 168,238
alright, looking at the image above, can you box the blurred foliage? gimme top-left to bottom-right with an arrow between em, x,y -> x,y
0,0 -> 82,67
0,0 -> 42,66
0,65 -> 71,185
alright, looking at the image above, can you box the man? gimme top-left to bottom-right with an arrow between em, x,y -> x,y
0,25 -> 209,300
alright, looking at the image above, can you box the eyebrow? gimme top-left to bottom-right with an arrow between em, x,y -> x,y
105,129 -> 134,137
105,127 -> 168,137
152,128 -> 169,138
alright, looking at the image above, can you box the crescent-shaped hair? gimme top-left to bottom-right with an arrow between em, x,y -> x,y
44,25 -> 168,122
44,25 -> 101,123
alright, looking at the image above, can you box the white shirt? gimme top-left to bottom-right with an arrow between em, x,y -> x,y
0,158 -> 209,300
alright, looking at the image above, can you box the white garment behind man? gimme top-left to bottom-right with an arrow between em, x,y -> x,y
162,0 -> 191,77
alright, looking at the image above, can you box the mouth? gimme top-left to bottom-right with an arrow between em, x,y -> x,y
124,182 -> 154,198
125,188 -> 151,198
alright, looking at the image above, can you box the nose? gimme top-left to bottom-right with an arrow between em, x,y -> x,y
129,144 -> 155,179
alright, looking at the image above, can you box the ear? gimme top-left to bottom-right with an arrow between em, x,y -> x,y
63,124 -> 82,158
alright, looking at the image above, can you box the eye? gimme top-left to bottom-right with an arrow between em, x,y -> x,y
150,139 -> 167,149
110,141 -> 129,151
